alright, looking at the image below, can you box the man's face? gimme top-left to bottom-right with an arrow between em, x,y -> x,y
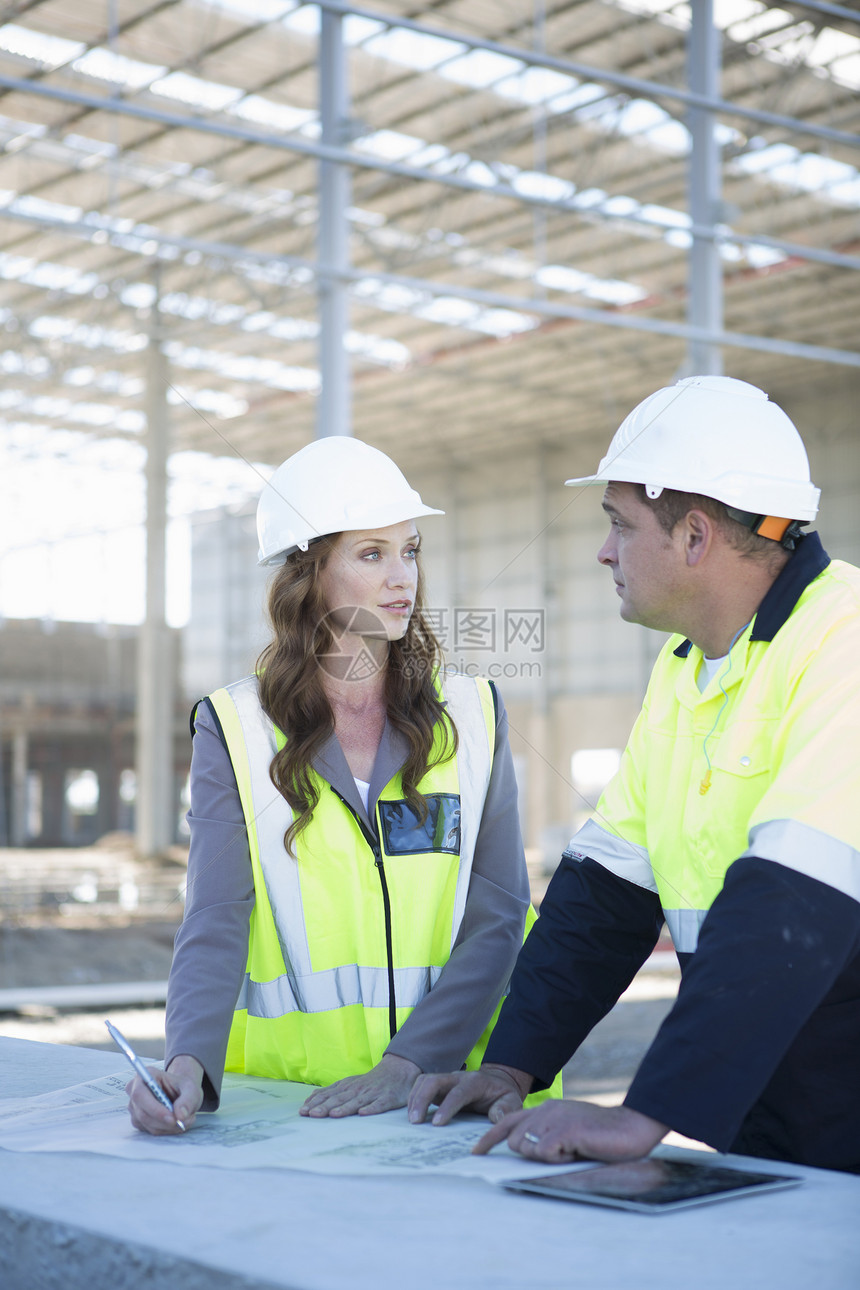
597,482 -> 687,632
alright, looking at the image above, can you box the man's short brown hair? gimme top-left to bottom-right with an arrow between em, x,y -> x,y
633,485 -> 786,563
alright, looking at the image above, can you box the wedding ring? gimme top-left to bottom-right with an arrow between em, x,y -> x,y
523,1131 -> 541,1144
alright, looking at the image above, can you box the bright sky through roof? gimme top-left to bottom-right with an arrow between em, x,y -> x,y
0,438 -> 271,626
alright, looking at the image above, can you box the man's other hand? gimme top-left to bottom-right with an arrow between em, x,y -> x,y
408,1064 -> 532,1126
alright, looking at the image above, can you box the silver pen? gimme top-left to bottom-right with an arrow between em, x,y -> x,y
106,1019 -> 186,1132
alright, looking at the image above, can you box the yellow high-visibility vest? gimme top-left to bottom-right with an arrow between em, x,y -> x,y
208,673 -> 557,1096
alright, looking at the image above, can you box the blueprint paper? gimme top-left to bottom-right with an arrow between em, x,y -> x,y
0,1069 -> 580,1182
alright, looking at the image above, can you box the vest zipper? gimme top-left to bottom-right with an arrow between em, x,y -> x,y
371,844 -> 398,1042
330,789 -> 398,1041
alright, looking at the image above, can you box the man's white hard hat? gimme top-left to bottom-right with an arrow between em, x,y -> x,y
256,436 -> 444,566
565,375 -> 820,522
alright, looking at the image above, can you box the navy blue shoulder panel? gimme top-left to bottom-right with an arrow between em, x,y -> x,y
189,696 -> 228,752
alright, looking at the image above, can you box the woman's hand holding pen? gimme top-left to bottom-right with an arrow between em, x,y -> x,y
127,1054 -> 205,1135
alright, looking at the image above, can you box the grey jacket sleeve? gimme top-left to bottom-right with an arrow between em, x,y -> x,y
164,702 -> 254,1110
384,686 -> 531,1073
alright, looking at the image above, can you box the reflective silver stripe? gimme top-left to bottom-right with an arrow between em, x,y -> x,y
237,964 -> 444,1019
663,907 -> 709,954
565,818 -> 658,893
745,820 -> 860,904
442,674 -> 493,946
222,676 -> 313,978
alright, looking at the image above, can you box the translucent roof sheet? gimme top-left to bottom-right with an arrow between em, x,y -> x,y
0,0 -> 854,503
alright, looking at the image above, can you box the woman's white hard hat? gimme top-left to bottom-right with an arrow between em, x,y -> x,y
256,436 -> 444,566
564,375 -> 820,522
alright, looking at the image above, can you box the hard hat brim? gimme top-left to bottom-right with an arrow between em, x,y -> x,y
257,502 -> 445,566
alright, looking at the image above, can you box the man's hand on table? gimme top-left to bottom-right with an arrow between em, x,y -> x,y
407,1064 -> 532,1125
474,1099 -> 668,1163
408,1064 -> 667,1164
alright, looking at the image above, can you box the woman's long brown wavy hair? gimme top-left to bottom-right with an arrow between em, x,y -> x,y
256,535 -> 456,855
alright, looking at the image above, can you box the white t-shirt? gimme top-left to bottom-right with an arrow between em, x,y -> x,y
698,652 -> 728,693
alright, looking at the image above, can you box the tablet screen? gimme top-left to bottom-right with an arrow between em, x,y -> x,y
504,1158 -> 801,1213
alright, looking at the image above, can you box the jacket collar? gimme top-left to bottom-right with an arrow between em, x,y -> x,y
673,531 -> 831,659
313,719 -> 409,832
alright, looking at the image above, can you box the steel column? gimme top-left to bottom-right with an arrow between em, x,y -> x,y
317,7 -> 352,438
0,733 -> 6,847
687,1 -> 723,377
530,445 -> 551,854
10,730 -> 27,847
135,293 -> 174,857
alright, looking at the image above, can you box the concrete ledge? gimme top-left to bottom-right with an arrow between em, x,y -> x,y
0,1208 -> 285,1290
0,982 -> 168,1014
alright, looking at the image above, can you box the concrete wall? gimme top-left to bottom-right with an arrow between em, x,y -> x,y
183,504 -> 270,703
414,446 -> 663,861
798,371 -> 860,565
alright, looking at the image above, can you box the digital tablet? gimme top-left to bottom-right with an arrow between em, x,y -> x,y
503,1157 -> 802,1213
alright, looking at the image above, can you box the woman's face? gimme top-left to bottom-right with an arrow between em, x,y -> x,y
318,520 -> 420,644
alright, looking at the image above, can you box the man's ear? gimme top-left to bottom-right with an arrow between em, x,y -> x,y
682,509 -> 713,566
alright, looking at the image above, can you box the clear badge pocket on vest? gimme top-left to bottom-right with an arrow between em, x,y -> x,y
378,794 -> 461,855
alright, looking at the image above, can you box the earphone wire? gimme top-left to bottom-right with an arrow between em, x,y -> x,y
699,619 -> 752,794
